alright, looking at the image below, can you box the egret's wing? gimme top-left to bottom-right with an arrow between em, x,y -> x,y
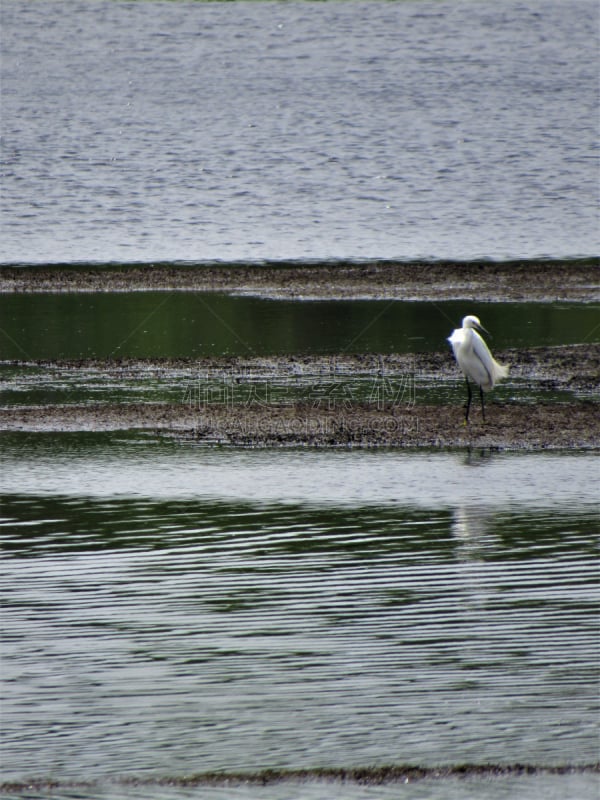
472,331 -> 507,389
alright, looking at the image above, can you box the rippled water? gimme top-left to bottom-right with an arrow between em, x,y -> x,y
1,0 -> 598,263
1,434 -> 599,799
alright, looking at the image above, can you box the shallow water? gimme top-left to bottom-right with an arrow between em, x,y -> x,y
1,0 -> 598,263
1,431 -> 599,507
1,294 -> 598,361
1,433 -> 598,798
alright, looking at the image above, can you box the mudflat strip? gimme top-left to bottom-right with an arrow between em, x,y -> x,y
1,763 -> 598,793
0,400 -> 597,450
0,259 -> 598,301
1,345 -> 598,448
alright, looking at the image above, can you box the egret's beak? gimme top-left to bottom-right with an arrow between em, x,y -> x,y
475,321 -> 491,337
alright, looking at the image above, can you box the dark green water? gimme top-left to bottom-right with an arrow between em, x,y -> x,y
1,293 -> 598,360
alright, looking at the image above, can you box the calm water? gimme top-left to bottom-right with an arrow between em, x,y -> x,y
1,434 -> 599,800
1,294 -> 599,361
1,0 -> 598,263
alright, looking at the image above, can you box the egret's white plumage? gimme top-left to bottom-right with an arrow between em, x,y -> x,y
448,315 -> 509,421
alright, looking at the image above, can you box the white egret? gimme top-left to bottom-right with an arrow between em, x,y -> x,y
448,315 -> 509,422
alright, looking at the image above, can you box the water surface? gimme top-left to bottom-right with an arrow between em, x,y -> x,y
1,0 -> 598,263
1,294 -> 598,361
1,434 -> 598,797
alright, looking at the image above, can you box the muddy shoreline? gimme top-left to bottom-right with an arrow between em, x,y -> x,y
2,345 -> 598,448
1,400 -> 597,451
1,763 -> 597,793
1,259 -> 598,301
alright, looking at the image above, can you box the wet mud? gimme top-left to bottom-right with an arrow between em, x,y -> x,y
1,400 -> 597,450
1,258 -> 598,301
1,345 -> 598,449
1,763 -> 598,793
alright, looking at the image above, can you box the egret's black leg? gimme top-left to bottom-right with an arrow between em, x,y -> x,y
464,377 -> 472,423
480,386 -> 486,422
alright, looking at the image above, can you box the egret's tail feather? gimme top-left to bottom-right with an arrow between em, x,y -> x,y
491,360 -> 509,386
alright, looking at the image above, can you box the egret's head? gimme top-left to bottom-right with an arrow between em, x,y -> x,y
462,315 -> 482,329
462,315 -> 489,336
